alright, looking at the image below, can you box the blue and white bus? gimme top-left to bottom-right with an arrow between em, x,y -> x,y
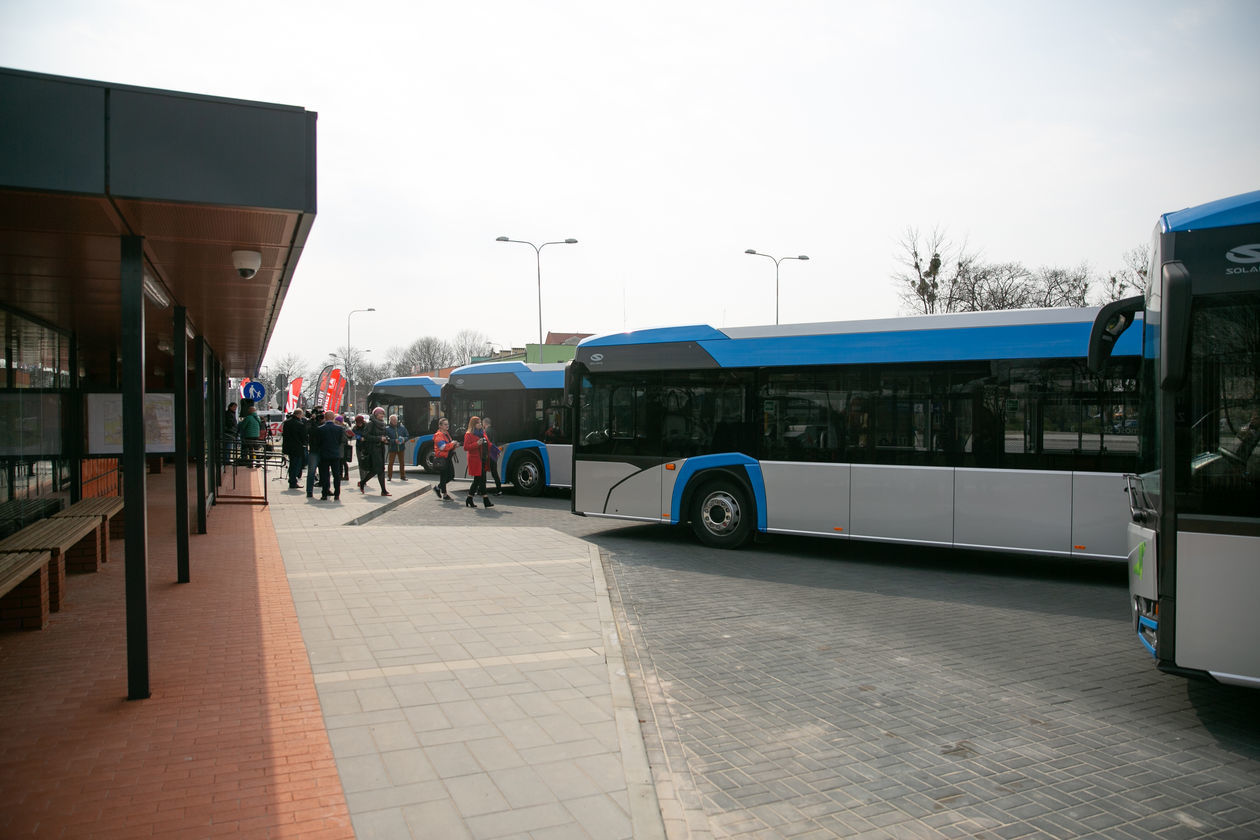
442,361 -> 571,495
1089,190 -> 1260,687
569,307 -> 1142,554
367,376 -> 445,471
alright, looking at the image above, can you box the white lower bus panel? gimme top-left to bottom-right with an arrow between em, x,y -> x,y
575,460 -> 662,521
1175,530 -> 1260,688
760,461 -> 851,537
954,468 -> 1072,556
850,464 -> 955,545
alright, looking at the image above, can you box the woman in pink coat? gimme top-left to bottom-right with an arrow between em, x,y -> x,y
462,416 -> 493,508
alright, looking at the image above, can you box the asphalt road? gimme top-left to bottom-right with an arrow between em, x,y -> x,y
380,485 -> 1260,839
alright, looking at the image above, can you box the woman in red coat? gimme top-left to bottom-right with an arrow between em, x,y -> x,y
462,416 -> 493,508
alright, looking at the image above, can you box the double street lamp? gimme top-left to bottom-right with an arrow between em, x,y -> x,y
744,250 -> 810,325
496,236 -> 578,351
346,307 -> 375,413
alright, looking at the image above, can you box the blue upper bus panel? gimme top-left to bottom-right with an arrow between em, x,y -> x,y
1162,190 -> 1260,233
576,307 -> 1142,370
448,361 -> 566,390
372,376 -> 443,398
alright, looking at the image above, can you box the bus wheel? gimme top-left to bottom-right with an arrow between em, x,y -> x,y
513,454 -> 544,497
420,444 -> 437,473
690,480 -> 753,548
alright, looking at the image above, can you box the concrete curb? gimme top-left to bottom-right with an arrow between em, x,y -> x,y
344,481 -> 434,526
588,543 -> 667,840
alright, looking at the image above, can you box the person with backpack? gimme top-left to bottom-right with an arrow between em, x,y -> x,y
386,414 -> 410,481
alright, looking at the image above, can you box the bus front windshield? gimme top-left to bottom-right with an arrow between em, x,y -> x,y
1181,292 -> 1260,519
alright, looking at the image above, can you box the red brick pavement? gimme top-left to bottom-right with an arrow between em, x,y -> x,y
0,469 -> 353,839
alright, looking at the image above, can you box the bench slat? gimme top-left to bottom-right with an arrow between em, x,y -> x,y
0,551 -> 52,599
0,517 -> 99,553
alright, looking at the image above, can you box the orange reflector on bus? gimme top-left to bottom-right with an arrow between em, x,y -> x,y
661,513 -> 671,519
665,463 -> 676,470
1074,545 -> 1086,550
834,527 -> 844,532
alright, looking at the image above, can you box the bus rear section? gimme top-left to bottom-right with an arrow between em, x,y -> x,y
367,376 -> 445,471
571,310 -> 1142,555
442,361 -> 571,495
1089,189 -> 1260,687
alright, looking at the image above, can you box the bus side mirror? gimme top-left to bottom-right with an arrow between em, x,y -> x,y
1088,295 -> 1144,372
1161,261 -> 1192,392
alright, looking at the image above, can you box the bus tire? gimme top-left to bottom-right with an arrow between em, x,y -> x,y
690,479 -> 753,549
419,443 -> 437,473
512,454 -> 544,497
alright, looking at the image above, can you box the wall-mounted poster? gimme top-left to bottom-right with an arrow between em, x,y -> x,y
86,392 -> 177,454
0,392 -> 62,457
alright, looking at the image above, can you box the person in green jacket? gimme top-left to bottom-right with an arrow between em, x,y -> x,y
237,399 -> 263,466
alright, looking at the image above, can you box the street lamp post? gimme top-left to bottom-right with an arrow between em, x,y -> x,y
744,250 -> 810,325
496,236 -> 578,353
346,307 -> 375,414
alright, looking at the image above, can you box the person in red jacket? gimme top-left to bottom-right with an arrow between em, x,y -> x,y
431,417 -> 458,501
462,416 -> 493,509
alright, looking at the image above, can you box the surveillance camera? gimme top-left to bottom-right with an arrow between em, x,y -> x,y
231,250 -> 263,279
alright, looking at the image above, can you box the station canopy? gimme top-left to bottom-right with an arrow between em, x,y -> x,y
0,67 -> 318,376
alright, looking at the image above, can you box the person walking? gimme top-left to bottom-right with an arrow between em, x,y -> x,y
314,411 -> 345,500
431,417 -> 458,501
237,399 -> 262,466
305,408 -> 324,497
358,407 -> 390,496
351,414 -> 369,488
462,415 -> 493,508
281,408 -> 307,489
480,416 -> 503,495
386,414 -> 410,481
335,414 -> 353,481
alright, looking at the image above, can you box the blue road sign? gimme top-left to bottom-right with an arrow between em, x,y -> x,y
242,380 -> 266,402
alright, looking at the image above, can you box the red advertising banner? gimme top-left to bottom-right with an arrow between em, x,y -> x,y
325,369 -> 346,414
285,377 -> 303,412
238,377 -> 251,398
314,366 -> 333,408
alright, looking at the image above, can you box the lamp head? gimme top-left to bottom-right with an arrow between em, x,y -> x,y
496,236 -> 510,242
564,238 -> 578,244
798,255 -> 810,261
744,249 -> 758,255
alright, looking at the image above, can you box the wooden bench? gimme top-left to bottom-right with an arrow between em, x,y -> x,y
0,498 -> 62,540
59,496 -> 125,540
0,515 -> 104,614
0,550 -> 55,630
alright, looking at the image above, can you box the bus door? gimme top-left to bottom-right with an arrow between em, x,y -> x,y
574,374 -> 662,520
1167,289 -> 1260,683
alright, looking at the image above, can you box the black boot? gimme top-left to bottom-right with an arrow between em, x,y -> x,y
482,496 -> 494,508
465,495 -> 475,508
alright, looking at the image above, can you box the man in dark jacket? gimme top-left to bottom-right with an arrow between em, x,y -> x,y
282,409 -> 308,489
314,412 -> 346,500
359,407 -> 391,496
305,408 -> 325,498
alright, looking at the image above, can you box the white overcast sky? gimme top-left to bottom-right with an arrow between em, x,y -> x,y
4,0 -> 1259,372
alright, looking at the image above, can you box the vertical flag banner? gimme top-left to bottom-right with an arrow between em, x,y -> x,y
314,366 -> 333,408
285,377 -> 303,412
326,369 -> 346,413
238,377 -> 251,399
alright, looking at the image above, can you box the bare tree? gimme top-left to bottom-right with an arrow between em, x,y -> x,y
1097,243 -> 1150,304
1031,263 -> 1091,308
894,227 -> 981,314
406,336 -> 457,373
451,329 -> 491,366
962,262 -> 1034,311
269,352 -> 308,384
